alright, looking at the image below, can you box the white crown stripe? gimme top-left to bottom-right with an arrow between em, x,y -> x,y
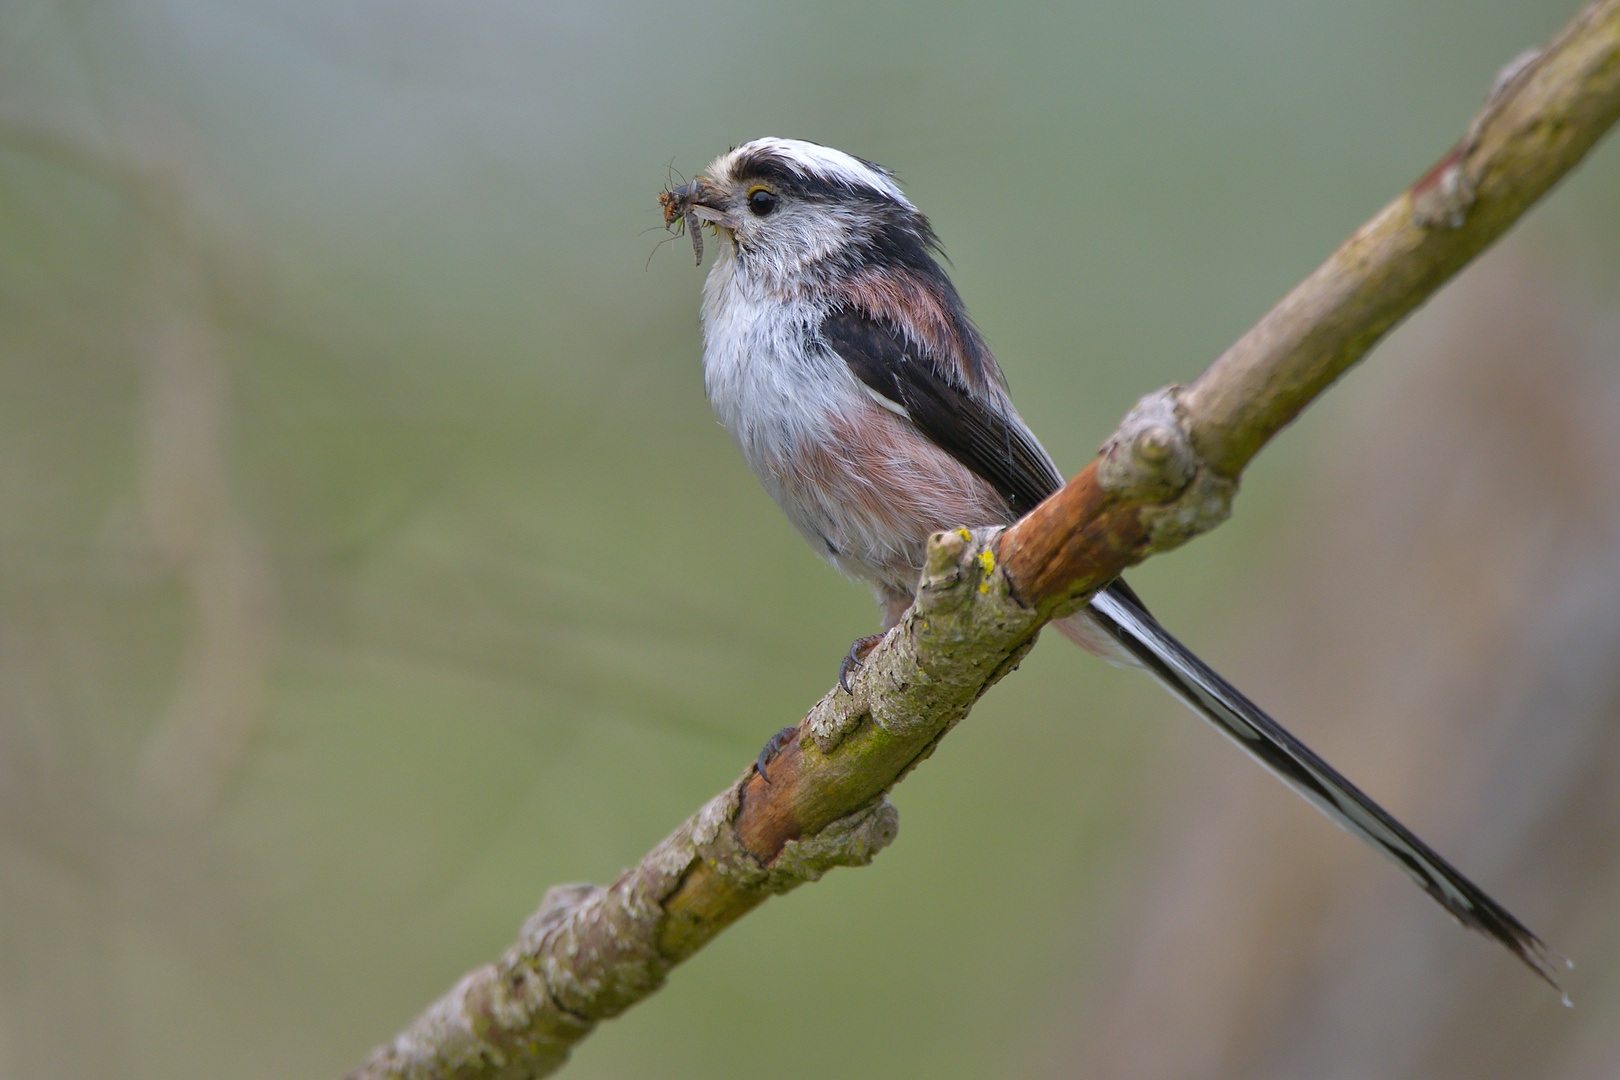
718,138 -> 915,209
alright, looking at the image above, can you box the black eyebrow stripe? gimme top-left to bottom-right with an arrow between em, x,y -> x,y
730,148 -> 895,202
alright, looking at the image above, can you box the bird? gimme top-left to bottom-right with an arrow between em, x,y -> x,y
659,136 -> 1563,992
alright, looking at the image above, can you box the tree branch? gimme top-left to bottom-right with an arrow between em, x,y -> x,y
347,3 -> 1620,1076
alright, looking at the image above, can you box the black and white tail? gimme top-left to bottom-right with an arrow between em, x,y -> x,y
1088,581 -> 1567,995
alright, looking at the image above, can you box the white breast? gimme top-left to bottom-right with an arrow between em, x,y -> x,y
700,253 -> 864,548
700,256 -> 851,474
698,247 -> 1013,601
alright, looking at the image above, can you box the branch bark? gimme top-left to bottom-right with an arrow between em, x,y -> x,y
348,4 -> 1620,1076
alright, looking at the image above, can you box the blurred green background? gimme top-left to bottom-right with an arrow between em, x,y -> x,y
2,0 -> 1618,1077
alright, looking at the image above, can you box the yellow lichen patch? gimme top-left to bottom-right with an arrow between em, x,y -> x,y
954,528 -> 972,543
976,549 -> 995,593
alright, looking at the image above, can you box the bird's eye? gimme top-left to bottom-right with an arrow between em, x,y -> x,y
748,188 -> 779,216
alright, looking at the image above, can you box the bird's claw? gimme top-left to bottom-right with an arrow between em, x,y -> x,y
838,633 -> 884,694
756,630 -> 884,784
754,725 -> 799,785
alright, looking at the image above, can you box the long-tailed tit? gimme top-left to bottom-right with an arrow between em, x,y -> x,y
660,137 -> 1561,989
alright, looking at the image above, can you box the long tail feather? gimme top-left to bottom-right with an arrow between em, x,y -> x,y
1088,581 -> 1566,993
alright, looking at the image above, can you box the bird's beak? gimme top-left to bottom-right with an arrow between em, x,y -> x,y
660,177 -> 738,231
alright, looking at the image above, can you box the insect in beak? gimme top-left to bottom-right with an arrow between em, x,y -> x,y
659,179 -> 736,267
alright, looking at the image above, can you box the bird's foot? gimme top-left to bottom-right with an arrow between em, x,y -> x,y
838,633 -> 884,694
754,725 -> 799,785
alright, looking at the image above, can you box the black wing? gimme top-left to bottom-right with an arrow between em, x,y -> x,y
820,307 -> 1063,517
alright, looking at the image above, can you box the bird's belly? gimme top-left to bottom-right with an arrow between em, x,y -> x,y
711,354 -> 1011,594
701,289 -> 1012,595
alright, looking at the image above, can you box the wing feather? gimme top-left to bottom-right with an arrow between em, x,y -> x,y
819,307 -> 1062,516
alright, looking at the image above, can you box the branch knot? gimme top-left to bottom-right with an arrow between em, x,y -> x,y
1097,387 -> 1198,499
763,798 -> 900,894
1096,386 -> 1236,553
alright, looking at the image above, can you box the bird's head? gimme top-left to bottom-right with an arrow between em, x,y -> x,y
660,137 -> 943,293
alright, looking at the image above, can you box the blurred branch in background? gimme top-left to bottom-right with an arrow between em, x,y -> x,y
349,4 -> 1620,1076
0,113 -> 273,821
0,90 -> 273,1075
125,175 -> 275,825
1050,243 -> 1620,1080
